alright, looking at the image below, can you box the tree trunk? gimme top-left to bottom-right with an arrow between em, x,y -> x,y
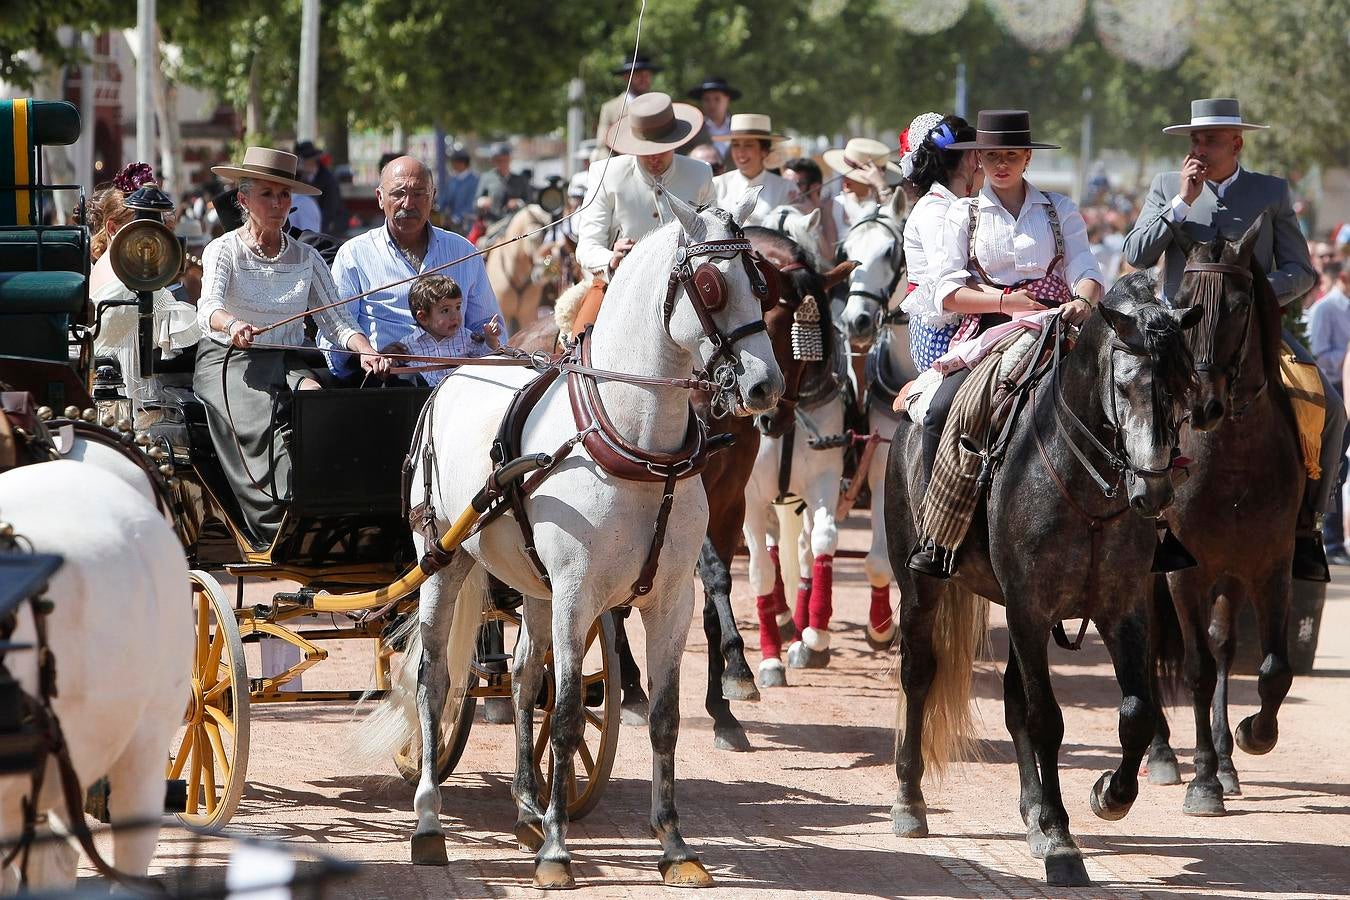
152,27 -> 183,198
245,53 -> 263,139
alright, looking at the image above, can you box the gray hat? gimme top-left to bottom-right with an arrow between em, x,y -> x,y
488,142 -> 512,158
1164,98 -> 1269,135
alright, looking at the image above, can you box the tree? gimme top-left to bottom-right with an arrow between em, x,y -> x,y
0,1 -> 128,89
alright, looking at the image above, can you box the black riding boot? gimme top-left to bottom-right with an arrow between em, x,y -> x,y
1151,524 -> 1198,573
908,370 -> 970,579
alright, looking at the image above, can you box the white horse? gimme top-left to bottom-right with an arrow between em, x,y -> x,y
0,459 -> 189,893
838,190 -> 907,348
764,204 -> 827,272
742,330 -> 848,683
363,191 -> 782,889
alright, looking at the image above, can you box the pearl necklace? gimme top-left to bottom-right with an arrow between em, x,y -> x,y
247,229 -> 287,263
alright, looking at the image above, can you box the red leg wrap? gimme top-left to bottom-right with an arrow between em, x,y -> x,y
809,555 -> 834,631
869,585 -> 893,633
793,579 -> 812,634
756,594 -> 783,659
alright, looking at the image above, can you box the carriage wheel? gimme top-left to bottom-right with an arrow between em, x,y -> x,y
534,612 -> 621,820
393,682 -> 477,786
169,571 -> 251,832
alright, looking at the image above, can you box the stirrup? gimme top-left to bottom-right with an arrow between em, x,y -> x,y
1293,531 -> 1331,583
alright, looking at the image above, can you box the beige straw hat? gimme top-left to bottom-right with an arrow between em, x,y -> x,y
211,147 -> 321,196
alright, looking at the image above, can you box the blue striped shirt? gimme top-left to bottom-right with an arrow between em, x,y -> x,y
324,224 -> 501,375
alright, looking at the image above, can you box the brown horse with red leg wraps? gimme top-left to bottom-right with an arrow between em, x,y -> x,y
512,229 -> 853,749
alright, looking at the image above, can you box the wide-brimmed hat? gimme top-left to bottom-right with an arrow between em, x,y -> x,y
613,52 -> 661,76
823,137 -> 903,180
712,113 -> 788,143
1163,98 -> 1269,135
688,76 -> 741,101
946,110 -> 1059,150
607,93 -> 704,155
211,147 -> 321,195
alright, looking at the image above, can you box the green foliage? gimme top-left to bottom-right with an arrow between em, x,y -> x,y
0,0 -> 129,87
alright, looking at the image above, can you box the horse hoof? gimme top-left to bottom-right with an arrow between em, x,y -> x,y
410,830 -> 448,866
714,724 -> 752,752
890,802 -> 928,837
1235,715 -> 1277,755
1146,751 -> 1183,785
620,701 -> 649,727
787,641 -> 831,669
660,857 -> 714,888
534,859 -> 576,890
1182,785 -> 1226,816
1089,771 -> 1131,822
720,674 -> 760,703
800,626 -> 831,652
513,820 -> 545,852
757,659 -> 788,688
1044,847 -> 1091,887
865,622 -> 897,650
1217,765 -> 1242,796
483,696 -> 514,724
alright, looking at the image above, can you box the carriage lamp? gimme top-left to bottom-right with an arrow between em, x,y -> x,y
536,176 -> 566,216
107,183 -> 184,378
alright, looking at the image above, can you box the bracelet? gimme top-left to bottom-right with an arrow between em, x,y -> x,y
223,317 -> 240,334
1072,294 -> 1094,307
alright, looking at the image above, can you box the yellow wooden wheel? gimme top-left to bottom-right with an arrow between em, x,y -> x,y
169,570 -> 250,831
534,611 -> 621,820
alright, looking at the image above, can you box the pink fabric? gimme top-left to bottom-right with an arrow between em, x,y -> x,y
933,308 -> 1060,374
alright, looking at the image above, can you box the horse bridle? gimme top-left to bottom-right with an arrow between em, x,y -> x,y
840,212 -> 905,325
661,209 -> 776,406
1050,314 -> 1179,499
1180,260 -> 1263,418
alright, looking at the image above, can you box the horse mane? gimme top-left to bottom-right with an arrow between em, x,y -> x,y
745,225 -> 838,361
1101,272 -> 1199,443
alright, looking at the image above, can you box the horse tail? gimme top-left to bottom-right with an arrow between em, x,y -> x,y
896,585 -> 990,780
354,565 -> 488,767
1152,575 -> 1187,704
552,279 -> 590,337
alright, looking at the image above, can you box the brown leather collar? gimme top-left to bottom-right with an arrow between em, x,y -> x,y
567,333 -> 709,483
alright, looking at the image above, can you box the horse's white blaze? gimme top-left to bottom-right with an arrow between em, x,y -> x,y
0,461 -> 190,890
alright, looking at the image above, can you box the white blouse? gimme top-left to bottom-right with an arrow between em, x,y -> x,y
714,168 -> 796,227
196,230 -> 362,350
930,181 -> 1103,310
900,182 -> 959,325
91,276 -> 199,410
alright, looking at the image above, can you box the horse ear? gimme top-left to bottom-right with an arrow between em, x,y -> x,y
729,185 -> 763,227
1172,302 -> 1205,331
1227,211 -> 1266,263
1165,217 -> 1196,256
804,208 -> 821,230
666,190 -> 703,236
822,259 -> 859,290
1098,302 -> 1140,345
887,186 -> 906,220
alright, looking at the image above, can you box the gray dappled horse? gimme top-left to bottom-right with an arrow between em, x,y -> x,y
883,273 -> 1202,886
1145,217 -> 1303,814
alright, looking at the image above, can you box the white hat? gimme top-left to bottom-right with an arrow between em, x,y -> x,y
822,137 -> 902,181
211,146 -> 321,196
568,171 -> 589,199
712,113 -> 789,143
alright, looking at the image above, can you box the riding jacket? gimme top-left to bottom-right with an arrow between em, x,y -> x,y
714,168 -> 795,227
574,153 -> 715,279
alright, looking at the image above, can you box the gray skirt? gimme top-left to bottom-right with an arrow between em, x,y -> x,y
193,339 -> 326,544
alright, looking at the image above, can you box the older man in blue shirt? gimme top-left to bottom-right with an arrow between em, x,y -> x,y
326,155 -> 501,379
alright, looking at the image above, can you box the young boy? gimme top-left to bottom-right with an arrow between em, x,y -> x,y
386,274 -> 502,387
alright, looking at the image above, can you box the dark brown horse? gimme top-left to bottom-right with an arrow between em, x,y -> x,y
1146,217 -> 1303,814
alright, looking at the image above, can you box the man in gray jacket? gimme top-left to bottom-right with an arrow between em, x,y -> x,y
1124,97 -> 1340,579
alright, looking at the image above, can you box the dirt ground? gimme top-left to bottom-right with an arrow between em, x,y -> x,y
129,512 -> 1349,898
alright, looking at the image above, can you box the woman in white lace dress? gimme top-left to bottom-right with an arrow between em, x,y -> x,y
195,147 -> 388,544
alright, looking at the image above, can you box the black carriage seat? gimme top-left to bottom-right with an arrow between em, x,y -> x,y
0,100 -> 89,366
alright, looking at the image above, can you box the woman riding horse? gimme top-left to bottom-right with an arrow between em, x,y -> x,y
194,147 -> 389,544
908,110 -> 1104,577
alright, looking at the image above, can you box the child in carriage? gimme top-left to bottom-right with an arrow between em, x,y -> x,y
384,274 -> 503,387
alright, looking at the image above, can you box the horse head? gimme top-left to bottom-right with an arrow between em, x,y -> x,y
1092,272 -> 1203,517
764,204 -> 827,271
839,190 -> 906,348
1166,213 -> 1266,431
661,188 -> 785,415
743,227 -> 853,438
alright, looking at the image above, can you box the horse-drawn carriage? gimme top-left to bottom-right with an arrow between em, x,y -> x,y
0,99 -> 621,839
